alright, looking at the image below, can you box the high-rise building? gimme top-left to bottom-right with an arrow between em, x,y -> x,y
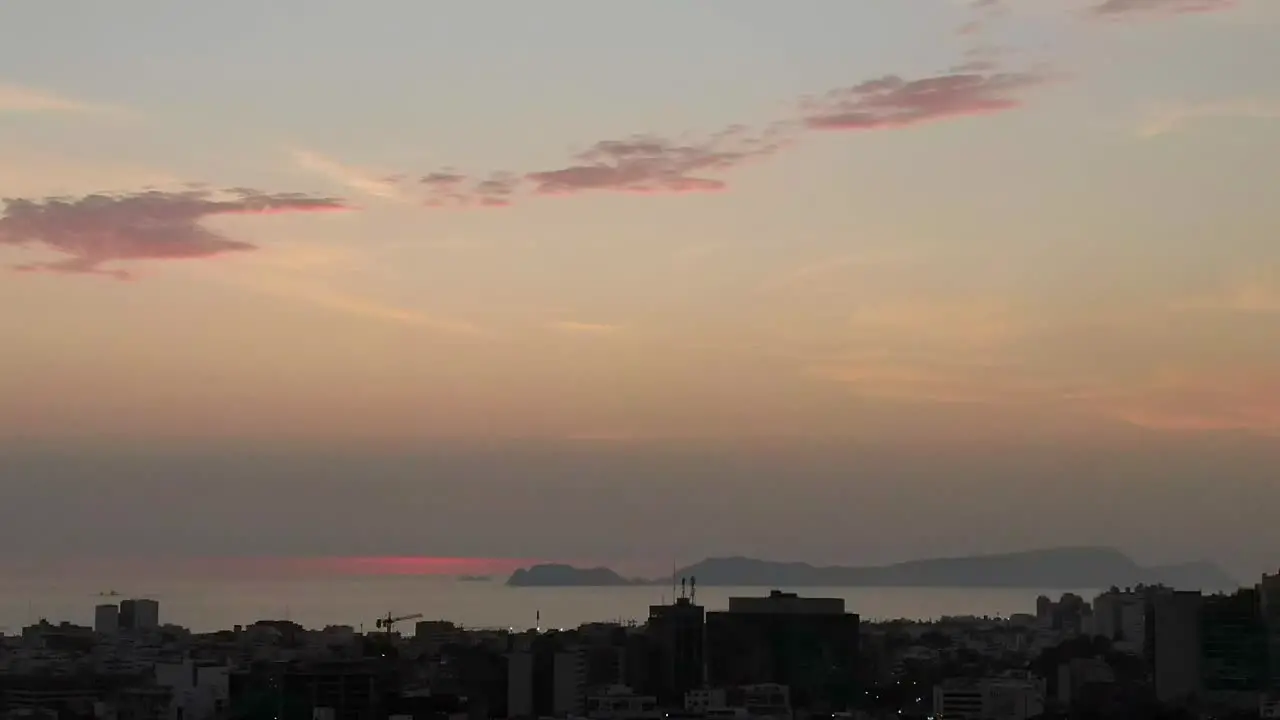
1195,588 -> 1270,715
1200,588 -> 1267,696
119,598 -> 160,631
1092,590 -> 1146,653
94,604 -> 119,634
1260,570 -> 1280,694
1145,590 -> 1203,704
706,590 -> 859,711
506,632 -> 583,718
137,598 -> 160,629
645,595 -> 705,706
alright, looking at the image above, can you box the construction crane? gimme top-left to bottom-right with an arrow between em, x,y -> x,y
374,612 -> 422,638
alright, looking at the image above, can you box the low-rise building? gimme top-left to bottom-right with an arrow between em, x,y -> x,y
932,677 -> 1044,720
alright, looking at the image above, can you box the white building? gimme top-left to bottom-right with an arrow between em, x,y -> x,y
153,660 -> 230,720
684,684 -> 790,720
932,677 -> 1044,720
584,685 -> 660,720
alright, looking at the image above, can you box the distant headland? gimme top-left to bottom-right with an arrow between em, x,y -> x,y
506,564 -> 650,587
505,547 -> 1237,591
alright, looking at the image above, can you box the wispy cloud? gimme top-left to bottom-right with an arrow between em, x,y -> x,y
808,292 -> 1280,436
1098,370 -> 1280,435
803,70 -> 1050,132
240,273 -> 487,336
11,51 -> 1059,286
346,54 -> 1051,207
0,187 -> 349,279
1136,98 -> 1280,137
1172,272 -> 1280,315
198,242 -> 489,337
811,357 -> 1054,406
1091,0 -> 1237,18
762,251 -> 919,293
957,0 -> 1012,36
526,124 -> 791,196
290,149 -> 412,204
0,83 -> 127,117
548,320 -> 622,335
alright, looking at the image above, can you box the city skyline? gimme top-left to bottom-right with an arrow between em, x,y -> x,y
2,1 -> 1278,577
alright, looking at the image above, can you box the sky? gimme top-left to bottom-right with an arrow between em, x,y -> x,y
2,0 -> 1279,580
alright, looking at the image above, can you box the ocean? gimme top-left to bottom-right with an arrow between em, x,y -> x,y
0,561 -> 1097,632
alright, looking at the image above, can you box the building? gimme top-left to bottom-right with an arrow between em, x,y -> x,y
932,677 -> 1045,720
228,660 -> 392,720
685,684 -> 790,718
1198,588 -> 1269,714
507,647 -> 536,718
94,604 -> 120,635
1145,590 -> 1203,704
553,648 -> 586,717
645,594 -> 705,706
1092,590 -> 1145,653
1260,570 -> 1280,694
153,660 -> 230,720
1055,658 -> 1115,709
118,599 -> 159,632
705,591 -> 859,711
584,685 -> 660,720
507,632 -> 584,718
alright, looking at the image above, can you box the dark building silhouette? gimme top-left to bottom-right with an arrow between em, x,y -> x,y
229,660 -> 395,720
436,643 -> 508,720
1200,588 -> 1267,695
646,594 -> 705,706
1260,570 -> 1280,694
705,590 -> 859,711
507,630 -> 584,718
118,600 -> 136,631
0,672 -> 153,720
622,631 -> 653,693
1144,589 -> 1203,705
117,598 -> 158,632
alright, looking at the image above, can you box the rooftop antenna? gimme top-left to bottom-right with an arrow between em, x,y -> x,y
671,559 -> 677,604
681,577 -> 687,600
691,576 -> 697,604
536,609 -> 541,632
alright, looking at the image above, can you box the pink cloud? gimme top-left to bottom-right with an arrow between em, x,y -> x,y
804,70 -> 1048,132
0,187 -> 349,279
323,61 -> 1051,208
419,170 -> 523,208
1092,0 -> 1236,17
524,124 -> 791,196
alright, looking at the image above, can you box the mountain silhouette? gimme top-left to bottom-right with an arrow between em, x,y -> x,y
506,547 -> 1237,590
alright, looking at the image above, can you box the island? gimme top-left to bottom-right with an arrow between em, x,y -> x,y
504,547 -> 1237,590
506,564 -> 649,587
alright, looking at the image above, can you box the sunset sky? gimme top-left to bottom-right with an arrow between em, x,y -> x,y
2,1 -> 1278,579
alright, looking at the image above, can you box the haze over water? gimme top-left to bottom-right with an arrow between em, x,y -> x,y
2,568 -> 1095,634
